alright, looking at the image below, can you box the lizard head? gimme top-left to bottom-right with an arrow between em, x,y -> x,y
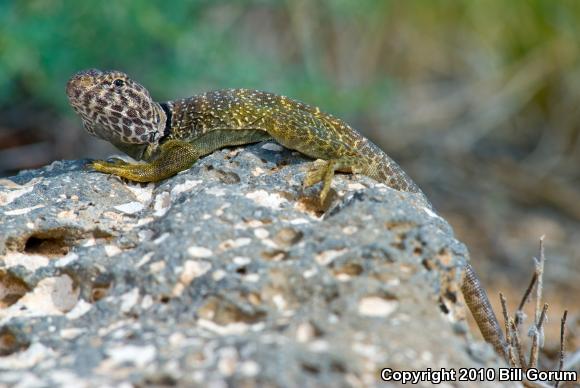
66,69 -> 166,154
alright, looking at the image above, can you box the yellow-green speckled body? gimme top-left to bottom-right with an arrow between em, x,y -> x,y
165,89 -> 421,193
66,69 -> 422,201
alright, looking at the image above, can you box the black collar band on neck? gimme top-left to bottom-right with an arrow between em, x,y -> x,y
158,102 -> 172,143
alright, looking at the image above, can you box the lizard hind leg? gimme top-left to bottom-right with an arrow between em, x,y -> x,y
91,139 -> 201,182
303,158 -> 355,203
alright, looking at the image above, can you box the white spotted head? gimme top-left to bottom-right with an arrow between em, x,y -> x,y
66,69 -> 166,146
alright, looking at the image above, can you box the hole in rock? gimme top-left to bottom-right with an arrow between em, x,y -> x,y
197,296 -> 266,325
143,374 -> 178,386
273,227 -> 303,248
90,284 -> 110,302
0,271 -> 30,308
260,250 -> 288,261
214,169 -> 241,184
330,360 -> 346,373
332,262 -> 363,278
0,327 -> 30,356
88,273 -> 113,303
24,235 -> 69,256
301,362 -> 320,375
6,227 -> 113,257
297,195 -> 332,216
439,298 -> 450,314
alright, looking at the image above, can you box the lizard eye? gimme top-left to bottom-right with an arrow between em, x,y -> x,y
113,79 -> 125,87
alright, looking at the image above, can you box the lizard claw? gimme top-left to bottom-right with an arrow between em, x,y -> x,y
303,160 -> 328,188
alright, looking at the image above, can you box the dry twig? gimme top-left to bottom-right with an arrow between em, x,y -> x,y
495,237 -> 572,388
516,272 -> 537,326
511,319 -> 528,370
534,239 -> 546,327
554,310 -> 568,388
500,293 -> 517,366
528,303 -> 549,370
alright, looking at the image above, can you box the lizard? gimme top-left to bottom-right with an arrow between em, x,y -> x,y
66,68 -> 507,359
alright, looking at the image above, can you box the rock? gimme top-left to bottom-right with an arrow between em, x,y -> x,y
0,142 -> 507,386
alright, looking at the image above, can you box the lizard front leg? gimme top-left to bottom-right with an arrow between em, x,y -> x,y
91,129 -> 272,182
91,139 -> 201,182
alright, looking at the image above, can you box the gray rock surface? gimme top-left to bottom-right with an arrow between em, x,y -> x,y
0,142 -> 506,387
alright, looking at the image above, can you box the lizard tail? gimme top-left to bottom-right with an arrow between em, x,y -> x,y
356,140 -> 430,203
462,262 -> 508,359
356,139 -> 422,192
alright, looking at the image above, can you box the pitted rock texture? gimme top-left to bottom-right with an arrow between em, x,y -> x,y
0,142 -> 506,387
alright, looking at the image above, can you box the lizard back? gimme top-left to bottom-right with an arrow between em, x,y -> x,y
166,89 -> 422,193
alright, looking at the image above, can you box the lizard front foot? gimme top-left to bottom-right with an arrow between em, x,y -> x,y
90,159 -> 153,182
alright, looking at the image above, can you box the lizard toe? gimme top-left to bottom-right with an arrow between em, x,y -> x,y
303,160 -> 329,188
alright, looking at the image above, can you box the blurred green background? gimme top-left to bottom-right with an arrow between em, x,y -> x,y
1,0 -> 579,355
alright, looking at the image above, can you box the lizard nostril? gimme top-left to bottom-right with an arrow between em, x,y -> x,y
66,69 -> 104,97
